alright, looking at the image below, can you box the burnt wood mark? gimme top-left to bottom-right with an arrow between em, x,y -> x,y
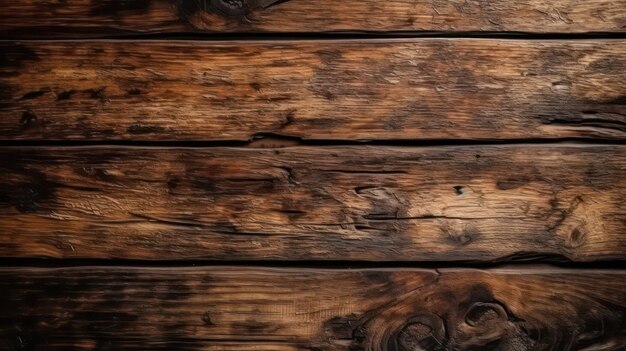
0,267 -> 624,350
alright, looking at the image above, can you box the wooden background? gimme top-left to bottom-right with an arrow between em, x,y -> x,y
0,1 -> 625,350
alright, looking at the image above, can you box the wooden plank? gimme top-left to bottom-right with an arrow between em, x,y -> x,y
0,266 -> 624,350
1,39 -> 625,141
1,145 -> 624,261
0,0 -> 625,37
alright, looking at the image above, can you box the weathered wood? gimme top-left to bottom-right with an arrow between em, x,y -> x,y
1,40 -> 625,141
0,266 -> 624,350
0,0 -> 624,38
1,145 -> 624,261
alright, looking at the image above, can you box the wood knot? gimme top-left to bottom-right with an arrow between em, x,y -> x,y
395,313 -> 445,351
454,302 -> 512,349
443,225 -> 480,246
20,111 -> 38,130
201,311 -> 214,326
568,227 -> 587,248
177,0 -> 286,26
214,0 -> 247,16
177,0 -> 253,22
465,302 -> 507,327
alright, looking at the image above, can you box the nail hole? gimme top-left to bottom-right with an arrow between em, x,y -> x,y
453,186 -> 464,195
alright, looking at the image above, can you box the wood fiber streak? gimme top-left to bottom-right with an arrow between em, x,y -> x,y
0,0 -> 624,37
0,145 -> 623,261
1,40 -> 625,141
0,267 -> 624,350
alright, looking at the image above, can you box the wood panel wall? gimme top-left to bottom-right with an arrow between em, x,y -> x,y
0,0 -> 625,350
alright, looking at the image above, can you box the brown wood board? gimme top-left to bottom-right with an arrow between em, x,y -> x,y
0,0 -> 625,38
1,266 -> 624,350
1,40 -> 625,141
1,145 -> 623,261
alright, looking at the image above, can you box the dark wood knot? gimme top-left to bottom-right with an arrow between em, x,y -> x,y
20,111 -> 38,130
395,313 -> 446,351
455,302 -> 510,349
214,0 -> 247,16
387,302 -> 509,351
464,302 -> 507,327
176,0 -> 250,22
179,0 -> 285,19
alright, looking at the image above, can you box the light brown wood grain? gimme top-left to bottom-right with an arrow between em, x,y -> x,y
0,145 -> 623,261
1,39 -> 625,141
0,266 -> 624,350
0,0 -> 624,38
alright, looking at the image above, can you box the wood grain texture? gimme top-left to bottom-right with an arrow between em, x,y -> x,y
1,145 -> 624,261
1,39 -> 625,141
1,266 -> 625,350
0,0 -> 624,38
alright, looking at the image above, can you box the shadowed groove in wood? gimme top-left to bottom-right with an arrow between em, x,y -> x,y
0,39 -> 624,141
0,0 -> 625,38
3,256 -> 626,269
0,266 -> 624,350
0,145 -> 623,262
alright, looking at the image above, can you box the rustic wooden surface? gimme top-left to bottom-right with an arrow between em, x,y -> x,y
1,145 -> 623,261
1,266 -> 624,350
1,39 -> 625,141
1,1 -> 625,349
1,0 -> 625,38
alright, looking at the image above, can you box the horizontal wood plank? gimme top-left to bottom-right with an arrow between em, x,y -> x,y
1,40 -> 625,141
1,145 -> 624,261
0,0 -> 625,37
1,266 -> 625,350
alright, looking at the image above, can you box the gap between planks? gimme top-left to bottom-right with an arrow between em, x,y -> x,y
2,31 -> 626,41
0,259 -> 625,270
0,138 -> 624,149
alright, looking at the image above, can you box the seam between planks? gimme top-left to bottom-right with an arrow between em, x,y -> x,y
2,31 -> 626,41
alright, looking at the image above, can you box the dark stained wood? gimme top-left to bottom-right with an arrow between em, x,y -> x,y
0,0 -> 625,38
1,145 -> 624,261
2,2 -> 624,348
1,266 -> 624,350
1,40 -> 625,141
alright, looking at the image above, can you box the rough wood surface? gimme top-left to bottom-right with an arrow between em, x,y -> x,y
1,39 -> 625,141
1,145 -> 624,261
1,266 -> 624,350
0,0 -> 624,38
